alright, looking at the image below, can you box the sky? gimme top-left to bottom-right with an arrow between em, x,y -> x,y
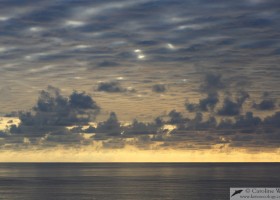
0,0 -> 280,161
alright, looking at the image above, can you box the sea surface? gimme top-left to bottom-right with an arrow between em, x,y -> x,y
0,163 -> 279,200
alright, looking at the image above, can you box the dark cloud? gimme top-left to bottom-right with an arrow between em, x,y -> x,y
167,108 -> 280,149
152,84 -> 166,93
186,73 -> 226,113
216,91 -> 249,116
44,132 -> 88,146
218,98 -> 241,116
94,113 -> 162,138
95,112 -> 121,137
253,99 -> 276,110
233,112 -> 262,133
83,125 -> 96,133
10,86 -> 100,137
0,130 -> 7,138
136,40 -> 159,46
34,85 -> 68,113
4,111 -> 20,117
168,110 -> 188,125
97,81 -> 127,93
185,103 -> 197,113
263,112 -> 280,129
199,92 -> 219,111
200,73 -> 225,92
185,92 -> 219,112
96,60 -> 120,68
123,119 -> 159,135
69,91 -> 99,109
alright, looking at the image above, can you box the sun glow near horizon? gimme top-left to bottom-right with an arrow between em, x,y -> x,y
0,146 -> 280,162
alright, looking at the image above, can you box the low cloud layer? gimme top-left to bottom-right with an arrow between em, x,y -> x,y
0,75 -> 279,151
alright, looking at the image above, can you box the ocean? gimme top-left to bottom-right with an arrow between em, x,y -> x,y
0,163 -> 279,200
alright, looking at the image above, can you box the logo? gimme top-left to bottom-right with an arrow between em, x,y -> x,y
231,189 -> 243,198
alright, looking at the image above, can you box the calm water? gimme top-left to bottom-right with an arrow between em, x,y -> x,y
0,163 -> 279,200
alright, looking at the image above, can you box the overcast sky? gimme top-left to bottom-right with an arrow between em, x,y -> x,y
0,0 -> 280,161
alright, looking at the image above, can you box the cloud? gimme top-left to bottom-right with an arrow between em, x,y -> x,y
96,60 -> 120,68
185,73 -> 226,113
95,112 -> 121,137
263,111 -> 280,128
94,112 -> 162,138
218,98 -> 241,116
10,86 -> 100,138
73,0 -> 154,20
152,84 -> 166,93
69,91 -> 99,109
44,132 -> 87,146
97,81 -> 127,93
237,91 -> 250,105
253,99 -> 276,110
167,109 -> 280,149
123,119 -> 159,136
185,103 -> 197,112
0,130 -> 7,138
64,20 -> 85,27
2,85 -> 280,151
168,110 -> 188,125
34,86 -> 99,113
217,91 -> 249,116
185,92 -> 219,112
201,73 -> 225,92
199,92 -> 219,111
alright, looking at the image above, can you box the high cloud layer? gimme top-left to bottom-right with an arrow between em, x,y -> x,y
1,0 -> 280,73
